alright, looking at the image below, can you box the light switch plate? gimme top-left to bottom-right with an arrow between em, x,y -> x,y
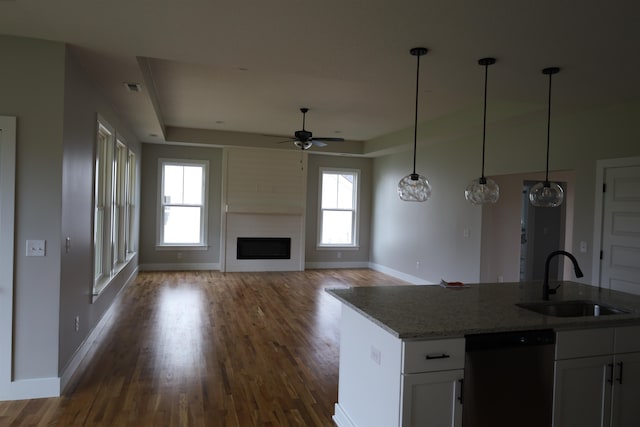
26,240 -> 46,256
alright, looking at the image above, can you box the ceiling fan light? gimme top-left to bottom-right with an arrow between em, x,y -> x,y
529,181 -> 564,207
465,177 -> 500,204
294,140 -> 312,150
398,173 -> 432,202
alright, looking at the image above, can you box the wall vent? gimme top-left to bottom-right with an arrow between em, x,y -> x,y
123,82 -> 142,92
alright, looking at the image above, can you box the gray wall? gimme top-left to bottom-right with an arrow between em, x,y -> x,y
0,35 -> 65,380
59,49 -> 141,372
139,143 -> 222,269
305,154 -> 373,266
0,34 -> 141,382
370,100 -> 640,285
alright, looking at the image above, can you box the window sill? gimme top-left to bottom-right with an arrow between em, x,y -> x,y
92,252 -> 136,302
155,245 -> 209,251
316,245 -> 360,251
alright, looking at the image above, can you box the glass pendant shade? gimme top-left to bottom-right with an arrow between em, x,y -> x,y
398,47 -> 431,202
398,173 -> 432,202
529,181 -> 564,207
466,57 -> 499,205
530,67 -> 563,208
465,176 -> 499,204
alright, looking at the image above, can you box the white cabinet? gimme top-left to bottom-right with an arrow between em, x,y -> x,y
401,369 -> 463,427
333,305 -> 464,427
400,337 -> 464,427
553,326 -> 640,427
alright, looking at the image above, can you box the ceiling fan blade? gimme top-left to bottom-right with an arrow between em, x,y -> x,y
312,140 -> 328,148
312,137 -> 345,142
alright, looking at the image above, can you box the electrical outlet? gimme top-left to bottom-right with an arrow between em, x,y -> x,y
579,241 -> 588,253
74,316 -> 80,332
337,252 -> 342,259
370,346 -> 381,365
416,261 -> 420,270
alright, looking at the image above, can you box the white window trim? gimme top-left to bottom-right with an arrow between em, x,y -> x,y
156,158 -> 209,249
93,116 -> 137,300
317,167 -> 360,249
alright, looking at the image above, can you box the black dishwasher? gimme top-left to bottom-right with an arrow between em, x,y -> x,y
462,329 -> 555,427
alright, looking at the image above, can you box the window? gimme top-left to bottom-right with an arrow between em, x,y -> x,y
158,159 -> 208,246
318,168 -> 359,247
126,150 -> 136,256
93,117 -> 137,296
94,120 -> 114,282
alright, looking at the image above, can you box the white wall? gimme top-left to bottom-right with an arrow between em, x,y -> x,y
369,101 -> 640,285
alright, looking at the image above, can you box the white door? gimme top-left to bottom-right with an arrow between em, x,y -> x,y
0,116 -> 17,399
600,165 -> 640,294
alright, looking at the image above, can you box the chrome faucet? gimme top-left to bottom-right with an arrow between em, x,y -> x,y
543,250 -> 584,300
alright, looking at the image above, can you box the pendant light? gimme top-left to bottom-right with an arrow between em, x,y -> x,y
465,57 -> 499,204
398,47 -> 432,202
529,67 -> 564,207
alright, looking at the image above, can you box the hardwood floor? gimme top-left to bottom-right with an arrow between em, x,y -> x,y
0,269 -> 408,426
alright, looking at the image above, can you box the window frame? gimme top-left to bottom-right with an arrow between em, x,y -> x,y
317,167 -> 360,249
93,116 -> 137,298
156,158 -> 209,249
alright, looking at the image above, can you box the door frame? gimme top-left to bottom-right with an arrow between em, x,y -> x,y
592,156 -> 640,286
0,116 -> 16,398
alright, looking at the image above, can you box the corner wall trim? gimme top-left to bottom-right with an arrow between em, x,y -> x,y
0,377 -> 60,401
368,263 -> 433,285
305,261 -> 370,270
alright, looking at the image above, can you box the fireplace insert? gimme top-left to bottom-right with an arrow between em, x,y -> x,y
236,237 -> 291,260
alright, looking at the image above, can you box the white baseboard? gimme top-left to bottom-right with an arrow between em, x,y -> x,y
368,262 -> 434,285
139,262 -> 220,271
333,403 -> 357,427
305,261 -> 370,269
60,266 -> 138,393
0,377 -> 60,401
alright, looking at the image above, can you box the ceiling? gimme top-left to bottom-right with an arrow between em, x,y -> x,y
1,0 -> 639,154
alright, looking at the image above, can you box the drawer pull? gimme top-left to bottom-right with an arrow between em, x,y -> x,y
425,353 -> 451,360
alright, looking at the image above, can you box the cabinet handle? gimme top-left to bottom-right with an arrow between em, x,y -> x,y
607,363 -> 614,384
616,361 -> 624,385
457,379 -> 464,404
425,353 -> 451,360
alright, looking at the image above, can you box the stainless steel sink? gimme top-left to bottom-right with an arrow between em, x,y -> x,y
516,300 -> 628,317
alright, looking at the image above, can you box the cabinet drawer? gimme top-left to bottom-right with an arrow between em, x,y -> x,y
555,328 -> 614,360
402,338 -> 465,374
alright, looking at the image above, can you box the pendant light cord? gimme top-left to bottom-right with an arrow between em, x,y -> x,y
412,53 -> 421,176
481,62 -> 488,178
545,71 -> 553,183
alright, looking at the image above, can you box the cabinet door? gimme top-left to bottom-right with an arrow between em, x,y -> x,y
611,352 -> 640,427
553,356 -> 612,427
401,369 -> 463,427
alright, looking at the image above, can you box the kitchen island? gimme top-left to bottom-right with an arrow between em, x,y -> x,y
327,281 -> 640,427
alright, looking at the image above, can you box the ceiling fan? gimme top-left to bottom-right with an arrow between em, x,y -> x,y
285,108 -> 344,150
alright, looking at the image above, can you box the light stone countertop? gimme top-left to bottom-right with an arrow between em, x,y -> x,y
326,281 -> 640,340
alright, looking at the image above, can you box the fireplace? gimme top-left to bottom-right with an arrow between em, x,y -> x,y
237,237 -> 291,260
